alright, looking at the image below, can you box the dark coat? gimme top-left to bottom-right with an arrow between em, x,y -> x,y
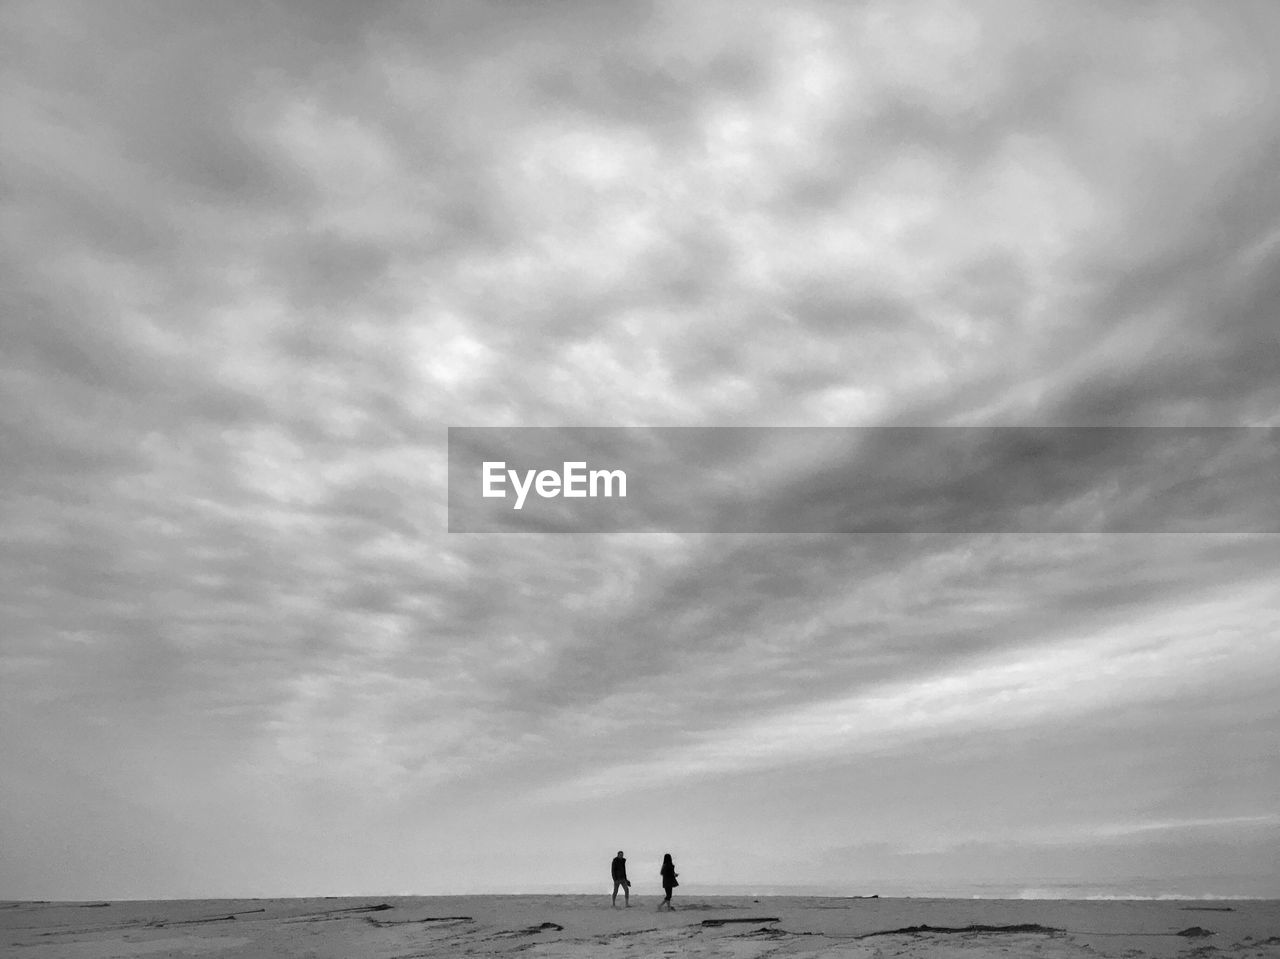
660,861 -> 678,889
611,856 -> 628,883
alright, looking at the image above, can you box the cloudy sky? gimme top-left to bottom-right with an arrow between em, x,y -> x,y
3,0 -> 1279,900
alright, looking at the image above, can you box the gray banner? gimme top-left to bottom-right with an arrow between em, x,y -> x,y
447,427 -> 1280,533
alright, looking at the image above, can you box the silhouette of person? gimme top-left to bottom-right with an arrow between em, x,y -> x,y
658,853 -> 678,910
611,850 -> 631,907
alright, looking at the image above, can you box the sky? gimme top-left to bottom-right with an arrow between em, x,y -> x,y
2,0 -> 1279,901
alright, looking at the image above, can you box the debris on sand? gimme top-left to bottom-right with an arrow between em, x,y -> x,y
365,915 -> 473,927
857,923 -> 1063,939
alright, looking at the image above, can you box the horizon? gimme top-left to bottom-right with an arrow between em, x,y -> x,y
7,886 -> 1278,904
3,1 -> 1279,904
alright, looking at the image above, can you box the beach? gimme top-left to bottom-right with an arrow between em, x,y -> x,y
4,895 -> 1277,958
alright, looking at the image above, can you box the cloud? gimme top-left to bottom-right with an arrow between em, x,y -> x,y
539,573 -> 1280,798
2,0 -> 1279,897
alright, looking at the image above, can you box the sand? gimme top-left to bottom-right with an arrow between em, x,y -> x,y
3,894 -> 1277,958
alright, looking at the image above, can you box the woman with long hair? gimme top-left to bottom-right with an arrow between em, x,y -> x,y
658,853 -> 678,910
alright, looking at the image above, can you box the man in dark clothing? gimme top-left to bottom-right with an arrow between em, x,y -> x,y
611,850 -> 631,907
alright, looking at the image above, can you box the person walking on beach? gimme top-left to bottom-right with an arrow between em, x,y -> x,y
611,850 -> 631,907
658,853 -> 678,910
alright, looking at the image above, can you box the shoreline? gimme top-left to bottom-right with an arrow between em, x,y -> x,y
6,892 -> 1276,904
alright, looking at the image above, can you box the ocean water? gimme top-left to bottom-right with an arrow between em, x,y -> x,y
510,877 -> 1276,901
688,880 -> 1275,900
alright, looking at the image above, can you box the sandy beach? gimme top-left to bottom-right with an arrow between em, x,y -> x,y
4,895 -> 1277,958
